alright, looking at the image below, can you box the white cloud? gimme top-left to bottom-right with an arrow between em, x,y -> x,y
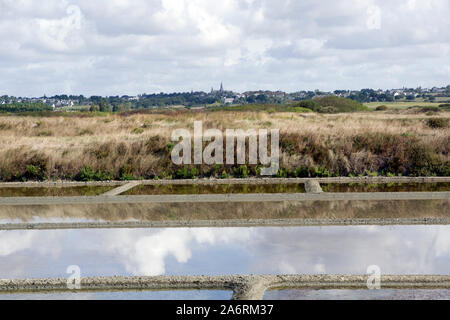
0,0 -> 448,96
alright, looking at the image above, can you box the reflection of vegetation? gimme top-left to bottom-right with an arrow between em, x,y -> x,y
321,183 -> 450,193
0,200 -> 448,222
0,186 -> 114,197
123,184 -> 306,195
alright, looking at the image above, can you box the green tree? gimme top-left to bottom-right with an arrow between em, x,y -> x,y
99,99 -> 107,112
89,105 -> 99,112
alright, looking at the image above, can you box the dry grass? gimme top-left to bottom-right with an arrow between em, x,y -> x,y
0,110 -> 448,181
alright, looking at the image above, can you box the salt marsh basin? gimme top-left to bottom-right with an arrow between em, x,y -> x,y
0,199 -> 448,229
263,289 -> 450,300
0,289 -> 232,300
0,178 -> 449,300
0,225 -> 449,279
0,186 -> 115,197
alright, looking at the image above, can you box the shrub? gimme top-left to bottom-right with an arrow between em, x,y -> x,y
294,166 -> 309,177
375,105 -> 388,111
232,165 -> 249,178
174,166 -> 199,179
314,96 -> 368,113
132,127 -> 144,134
76,166 -> 96,181
426,118 -> 449,129
120,173 -> 135,180
420,106 -> 439,113
145,135 -> 168,154
311,167 -> 333,177
293,107 -> 313,113
293,100 -> 320,112
36,130 -> 53,137
75,166 -> 113,181
94,170 -> 113,181
24,165 -> 46,181
0,122 -> 12,130
119,164 -> 135,180
78,129 -> 94,136
165,142 -> 175,152
292,96 -> 368,113
318,106 -> 338,114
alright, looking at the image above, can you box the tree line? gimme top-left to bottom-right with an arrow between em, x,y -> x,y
0,102 -> 52,113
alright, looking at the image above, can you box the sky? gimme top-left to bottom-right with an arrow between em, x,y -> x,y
0,0 -> 449,96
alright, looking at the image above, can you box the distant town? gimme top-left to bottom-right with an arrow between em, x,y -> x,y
1,84 -> 449,113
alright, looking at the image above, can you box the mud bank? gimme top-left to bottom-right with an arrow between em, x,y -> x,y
1,217 -> 449,231
1,275 -> 449,300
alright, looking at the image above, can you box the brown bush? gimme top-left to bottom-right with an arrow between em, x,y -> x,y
375,105 -> 388,111
426,118 -> 449,129
0,111 -> 448,180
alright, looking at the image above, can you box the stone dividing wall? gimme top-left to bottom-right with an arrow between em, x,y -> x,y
0,176 -> 448,188
1,275 -> 449,300
0,192 -> 449,206
1,217 -> 450,231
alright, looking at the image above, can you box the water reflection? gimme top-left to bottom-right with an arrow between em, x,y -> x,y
0,200 -> 448,224
123,184 -> 306,195
0,186 -> 115,197
263,289 -> 450,300
321,183 -> 450,193
0,226 -> 448,279
0,290 -> 232,300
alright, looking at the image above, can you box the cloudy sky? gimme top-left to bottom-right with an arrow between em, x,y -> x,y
0,0 -> 449,96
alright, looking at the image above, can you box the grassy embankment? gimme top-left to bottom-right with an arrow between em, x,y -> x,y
0,97 -> 448,181
364,101 -> 444,110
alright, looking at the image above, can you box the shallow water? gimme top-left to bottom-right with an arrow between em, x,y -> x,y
124,182 -> 450,195
0,225 -> 448,279
0,186 -> 115,197
322,183 -> 450,193
263,289 -> 450,300
123,184 -> 306,195
0,289 -> 232,300
0,199 -> 448,224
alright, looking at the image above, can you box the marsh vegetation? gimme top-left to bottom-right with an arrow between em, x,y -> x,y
0,108 -> 448,181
